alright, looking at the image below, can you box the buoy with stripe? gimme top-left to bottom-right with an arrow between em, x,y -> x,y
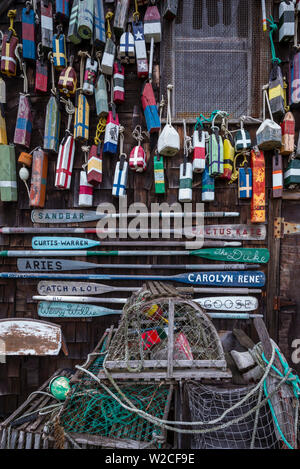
268,62 -> 285,122
284,158 -> 300,187
113,60 -> 125,104
278,1 -> 295,42
120,27 -> 135,64
154,153 -> 165,194
113,0 -> 130,36
78,0 -> 94,40
272,150 -> 283,198
68,0 -> 81,44
1,10 -> 18,77
192,129 -> 206,173
55,100 -> 75,190
221,136 -> 235,181
93,0 -> 106,47
55,0 -> 70,21
95,73 -> 108,118
78,146 -> 93,206
101,11 -> 116,75
29,148 -> 48,208
113,153 -> 128,197
52,25 -> 67,70
0,144 -> 17,202
129,125 -> 147,172
35,45 -> 48,94
44,54 -> 61,152
208,127 -> 223,177
281,111 -> 295,155
179,119 -> 193,202
13,51 -> 32,149
87,143 -> 102,186
21,2 -> 36,60
104,104 -> 119,154
83,56 -> 98,95
58,55 -> 77,97
132,6 -> 148,78
238,165 -> 252,199
201,164 -> 214,202
41,0 -> 53,49
74,52 -> 89,141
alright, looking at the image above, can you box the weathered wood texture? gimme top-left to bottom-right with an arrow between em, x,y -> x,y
0,0 -> 297,418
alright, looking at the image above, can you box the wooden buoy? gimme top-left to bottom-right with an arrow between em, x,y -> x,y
21,3 -> 36,60
41,0 -> 53,49
29,149 -> 48,208
238,166 -> 252,198
272,151 -> 283,198
0,144 -> 17,202
280,111 -> 295,155
251,149 -> 266,223
68,0 -> 81,44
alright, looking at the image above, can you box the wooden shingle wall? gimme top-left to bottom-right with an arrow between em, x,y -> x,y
0,0 -> 299,418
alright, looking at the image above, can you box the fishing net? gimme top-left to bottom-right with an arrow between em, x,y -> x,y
102,294 -> 228,380
59,333 -> 172,448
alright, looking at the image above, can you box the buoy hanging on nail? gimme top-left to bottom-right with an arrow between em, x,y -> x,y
41,0 -> 53,49
44,53 -> 61,152
52,25 -> 67,70
238,165 -> 252,199
87,143 -> 103,185
272,151 -> 283,198
0,144 -> 17,202
103,104 -> 119,154
179,120 -> 193,203
68,0 -> 81,44
101,11 -> 116,75
83,56 -> 98,96
132,3 -> 148,78
113,60 -> 125,104
55,100 -> 75,190
78,146 -> 93,207
192,128 -> 206,173
29,148 -> 48,208
22,1 -> 36,60
112,126 -> 128,197
280,111 -> 295,155
78,0 -> 94,40
35,45 -> 48,94
221,137 -> 235,181
120,26 -> 135,64
0,78 -> 7,145
251,148 -> 265,223
93,0 -> 106,47
1,10 -> 19,77
129,125 -> 147,172
58,55 -> 77,97
202,164 -> 215,202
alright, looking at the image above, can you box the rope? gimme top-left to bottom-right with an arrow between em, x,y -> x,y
48,52 -> 56,94
133,0 -> 140,23
74,339 -> 297,436
78,51 -> 88,91
194,110 -> 229,130
105,11 -> 114,39
7,10 -> 17,37
262,86 -> 274,121
166,84 -> 174,126
266,16 -> 281,64
94,116 -> 107,145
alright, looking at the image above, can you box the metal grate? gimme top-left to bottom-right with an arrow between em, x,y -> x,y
160,0 -> 271,121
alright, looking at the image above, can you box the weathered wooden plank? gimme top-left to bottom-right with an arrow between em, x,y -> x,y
0,319 -> 62,356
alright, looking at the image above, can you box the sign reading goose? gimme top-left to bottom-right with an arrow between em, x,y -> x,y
195,296 -> 258,312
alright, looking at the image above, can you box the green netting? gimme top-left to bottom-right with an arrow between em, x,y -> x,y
60,382 -> 169,445
59,337 -> 170,447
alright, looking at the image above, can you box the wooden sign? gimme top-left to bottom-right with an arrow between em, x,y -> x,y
37,281 -> 260,297
0,318 -> 63,356
12,247 -> 269,263
32,237 -> 100,250
38,301 -> 121,318
16,259 -> 260,271
37,281 -> 137,296
33,295 -> 259,312
194,296 -> 258,312
0,271 -> 266,287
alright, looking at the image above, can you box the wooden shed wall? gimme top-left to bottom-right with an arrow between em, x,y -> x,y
0,0 -> 299,418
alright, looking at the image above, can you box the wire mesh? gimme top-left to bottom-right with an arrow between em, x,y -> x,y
104,297 -> 226,373
160,0 -> 271,119
186,381 -> 298,449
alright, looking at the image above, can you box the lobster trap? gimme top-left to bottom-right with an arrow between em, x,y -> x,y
98,286 -> 231,381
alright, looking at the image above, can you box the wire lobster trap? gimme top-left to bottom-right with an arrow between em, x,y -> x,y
98,290 -> 231,381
